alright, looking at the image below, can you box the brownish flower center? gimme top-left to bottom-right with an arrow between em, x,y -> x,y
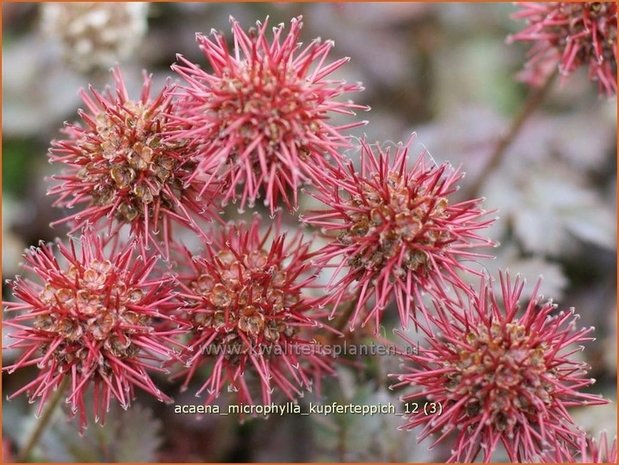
35,260 -> 148,371
77,102 -> 185,222
445,323 -> 554,435
214,67 -> 320,158
188,249 -> 300,361
339,172 -> 451,277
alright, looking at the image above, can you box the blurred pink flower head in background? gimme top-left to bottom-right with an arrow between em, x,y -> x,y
172,16 -> 369,214
3,232 -> 180,432
48,67 -> 218,258
40,2 -> 149,72
173,215 -> 334,406
509,2 -> 617,96
543,432 -> 618,463
391,272 -> 608,463
303,135 -> 494,331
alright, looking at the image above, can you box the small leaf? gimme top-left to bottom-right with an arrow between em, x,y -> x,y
114,404 -> 163,462
564,208 -> 616,250
38,402 -> 162,462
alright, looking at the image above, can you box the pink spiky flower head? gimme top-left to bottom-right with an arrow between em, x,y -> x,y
543,432 -> 618,463
3,231 -> 180,431
48,66 -> 218,258
508,3 -> 617,96
391,272 -> 607,463
174,215 -> 334,405
302,135 -> 495,331
576,434 -> 617,463
171,16 -> 368,213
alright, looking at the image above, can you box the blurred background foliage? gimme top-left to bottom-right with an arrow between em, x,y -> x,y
2,2 -> 616,462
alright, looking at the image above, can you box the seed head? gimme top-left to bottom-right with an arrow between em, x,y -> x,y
174,215 -> 334,405
509,2 -> 617,96
391,272 -> 608,462
171,16 -> 368,213
48,67 -> 218,257
3,232 -> 180,432
302,135 -> 494,331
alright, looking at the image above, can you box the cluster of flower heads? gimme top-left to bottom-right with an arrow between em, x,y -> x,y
4,13 -> 615,462
509,2 -> 618,96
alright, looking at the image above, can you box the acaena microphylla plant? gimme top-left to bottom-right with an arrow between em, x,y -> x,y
508,2 -> 618,96
390,272 -> 607,463
301,135 -> 495,331
48,66 -> 220,258
171,16 -> 369,214
172,215 -> 336,406
3,231 -> 182,432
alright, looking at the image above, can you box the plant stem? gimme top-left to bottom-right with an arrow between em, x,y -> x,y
466,69 -> 558,199
337,422 -> 347,462
17,377 -> 68,462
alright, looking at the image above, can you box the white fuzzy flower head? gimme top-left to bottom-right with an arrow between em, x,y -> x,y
40,2 -> 149,72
